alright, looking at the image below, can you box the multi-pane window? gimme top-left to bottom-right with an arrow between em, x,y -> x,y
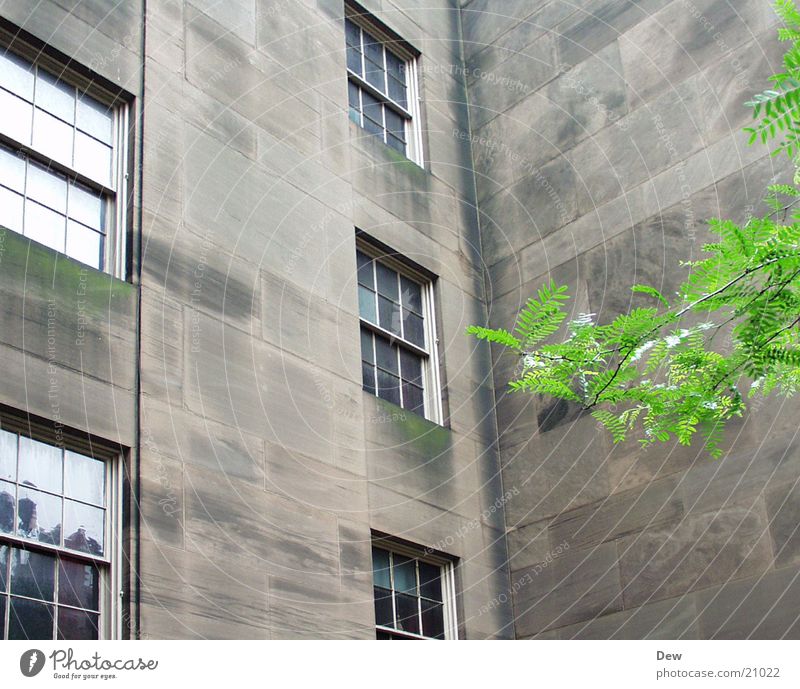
372,545 -> 456,640
0,428 -> 114,640
0,47 -> 126,275
345,9 -> 422,162
357,247 -> 440,420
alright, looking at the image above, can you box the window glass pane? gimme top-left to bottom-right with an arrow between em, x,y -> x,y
64,451 -> 105,507
395,592 -> 420,635
10,548 -> 55,601
386,51 -> 405,85
35,70 -> 75,123
364,37 -> 385,90
66,221 -> 102,269
27,163 -> 67,214
373,586 -> 393,628
361,361 -> 376,396
345,19 -> 360,49
376,370 -> 401,406
57,607 -> 98,640
76,93 -> 113,144
32,109 -> 73,165
0,52 -> 35,101
18,437 -> 62,494
348,81 -> 361,124
0,89 -> 33,145
63,500 -> 104,556
388,76 -> 407,109
419,561 -> 442,601
0,145 -> 26,191
0,544 -> 7,592
356,250 -> 373,288
400,276 -> 422,314
392,555 -> 417,594
400,349 -> 422,385
8,597 -> 53,640
361,91 -> 383,136
387,134 -> 405,154
68,182 -> 105,232
384,108 -> 405,142
376,262 -> 399,300
404,310 -> 425,348
402,382 -> 424,415
346,43 -> 362,75
74,132 -> 112,187
378,295 -> 401,334
421,598 -> 444,639
58,559 -> 100,610
0,481 -> 14,534
0,596 -> 4,639
0,187 -> 24,234
17,487 -> 62,546
374,336 -> 398,374
24,200 -> 65,252
371,547 -> 391,588
358,285 -> 377,324
360,329 -> 374,364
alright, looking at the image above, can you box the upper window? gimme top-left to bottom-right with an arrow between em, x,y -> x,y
345,5 -> 422,163
0,45 -> 127,276
0,426 -> 118,640
372,542 -> 457,640
357,242 -> 441,422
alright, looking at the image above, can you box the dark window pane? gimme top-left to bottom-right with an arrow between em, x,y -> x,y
361,361 -> 376,396
375,262 -> 399,300
384,109 -> 405,141
0,596 -> 4,639
386,51 -> 405,85
0,481 -> 14,534
421,598 -> 444,639
346,44 -> 362,74
404,310 -> 425,348
373,586 -> 393,628
362,92 -> 383,136
348,82 -> 361,125
395,593 -> 420,635
400,349 -> 422,385
17,487 -> 61,546
372,547 -> 391,588
10,549 -> 55,601
388,76 -> 407,108
358,285 -> 377,323
8,597 -> 53,640
376,629 -> 392,640
393,555 -> 417,594
64,451 -> 105,506
64,500 -> 104,556
0,544 -> 7,591
377,370 -> 401,406
356,250 -> 373,287
374,336 -> 398,374
364,38 -> 384,89
419,562 -> 442,601
58,559 -> 99,610
57,607 -> 98,640
18,436 -> 62,494
402,382 -> 424,415
378,295 -> 401,335
360,329 -> 374,364
387,134 -> 406,154
345,19 -> 360,48
400,277 -> 422,314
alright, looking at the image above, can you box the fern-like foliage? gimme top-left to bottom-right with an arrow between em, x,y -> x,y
468,1 -> 800,458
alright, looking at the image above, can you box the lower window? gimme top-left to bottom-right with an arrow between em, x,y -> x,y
0,426 -> 116,640
372,540 -> 457,639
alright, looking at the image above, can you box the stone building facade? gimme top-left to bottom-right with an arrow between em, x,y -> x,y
0,0 -> 797,640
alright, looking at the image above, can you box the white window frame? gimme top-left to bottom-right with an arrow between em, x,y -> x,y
0,419 -> 122,641
357,237 -> 443,424
372,537 -> 459,640
345,3 -> 424,165
0,30 -> 129,278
